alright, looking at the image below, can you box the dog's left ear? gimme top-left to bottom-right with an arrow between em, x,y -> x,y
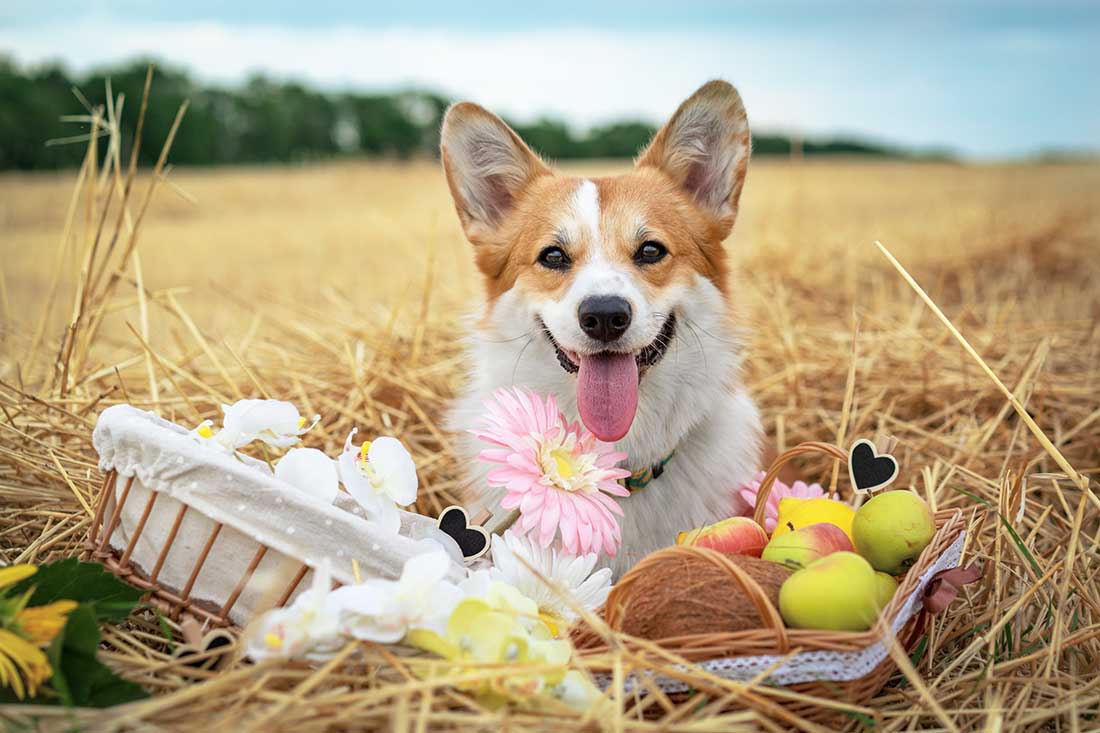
636,80 -> 751,237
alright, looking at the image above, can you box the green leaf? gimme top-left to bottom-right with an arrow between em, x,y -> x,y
9,558 -> 145,622
46,603 -> 148,708
841,709 -> 877,729
153,606 -> 178,652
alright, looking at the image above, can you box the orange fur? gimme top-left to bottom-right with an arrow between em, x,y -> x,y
457,168 -> 734,306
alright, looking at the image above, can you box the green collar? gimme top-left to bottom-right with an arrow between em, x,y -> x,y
622,450 -> 676,493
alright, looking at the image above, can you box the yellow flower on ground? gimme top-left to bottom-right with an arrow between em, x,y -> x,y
0,563 -> 78,700
16,600 -> 78,644
0,629 -> 51,700
0,565 -> 37,591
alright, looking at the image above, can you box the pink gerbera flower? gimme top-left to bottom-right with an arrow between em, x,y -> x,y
736,471 -> 838,533
471,387 -> 631,556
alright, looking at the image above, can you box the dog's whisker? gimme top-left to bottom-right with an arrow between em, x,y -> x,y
509,335 -> 536,385
474,332 -> 538,344
681,318 -> 709,374
681,315 -> 738,347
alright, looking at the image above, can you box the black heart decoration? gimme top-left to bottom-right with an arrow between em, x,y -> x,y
171,628 -> 234,670
437,506 -> 490,562
848,439 -> 900,492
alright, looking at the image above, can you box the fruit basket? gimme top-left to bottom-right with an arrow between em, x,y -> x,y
574,441 -> 969,724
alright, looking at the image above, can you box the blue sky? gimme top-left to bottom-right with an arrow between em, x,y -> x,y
2,1 -> 1098,158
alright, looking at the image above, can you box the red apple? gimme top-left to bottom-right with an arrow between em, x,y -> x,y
762,522 -> 854,570
676,516 -> 769,557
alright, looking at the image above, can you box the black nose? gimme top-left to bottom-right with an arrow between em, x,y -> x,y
578,295 -> 632,343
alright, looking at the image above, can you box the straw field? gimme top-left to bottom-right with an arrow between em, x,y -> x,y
1,83 -> 1099,731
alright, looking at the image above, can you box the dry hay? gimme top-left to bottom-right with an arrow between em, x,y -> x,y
1,70 -> 1099,731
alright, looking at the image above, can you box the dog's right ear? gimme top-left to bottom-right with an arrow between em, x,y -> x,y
440,102 -> 550,242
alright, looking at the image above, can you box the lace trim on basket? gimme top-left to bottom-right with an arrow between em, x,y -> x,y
594,531 -> 966,692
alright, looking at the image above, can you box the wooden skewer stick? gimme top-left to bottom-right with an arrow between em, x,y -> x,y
179,617 -> 204,646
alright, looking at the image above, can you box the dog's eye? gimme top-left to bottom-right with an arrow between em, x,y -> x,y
538,246 -> 571,270
634,241 -> 668,265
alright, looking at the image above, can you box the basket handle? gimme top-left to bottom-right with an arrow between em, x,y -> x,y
607,544 -> 791,653
751,441 -> 850,527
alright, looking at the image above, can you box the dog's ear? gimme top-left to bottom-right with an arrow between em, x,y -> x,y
440,102 -> 550,242
636,80 -> 751,237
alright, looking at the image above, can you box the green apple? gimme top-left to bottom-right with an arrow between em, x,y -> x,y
778,551 -> 883,631
873,571 -> 898,610
852,490 -> 936,574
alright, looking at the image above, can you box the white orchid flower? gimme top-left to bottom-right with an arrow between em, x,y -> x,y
546,670 -> 608,713
274,448 -> 340,504
196,399 -> 319,452
328,550 -> 462,642
338,429 -> 418,534
221,399 -> 320,449
244,561 -> 343,661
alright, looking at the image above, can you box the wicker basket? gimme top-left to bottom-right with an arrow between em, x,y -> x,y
576,441 -> 967,725
82,404 -> 465,627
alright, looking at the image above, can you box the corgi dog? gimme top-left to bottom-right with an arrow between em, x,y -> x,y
442,80 -> 762,578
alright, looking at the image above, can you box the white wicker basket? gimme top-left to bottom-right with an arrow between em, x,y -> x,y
86,404 -> 465,627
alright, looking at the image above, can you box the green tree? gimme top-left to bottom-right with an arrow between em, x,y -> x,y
0,57 -> 910,171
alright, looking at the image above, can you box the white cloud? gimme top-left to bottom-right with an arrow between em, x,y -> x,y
2,19 -> 1096,156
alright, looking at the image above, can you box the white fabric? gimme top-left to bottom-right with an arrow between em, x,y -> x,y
92,405 -> 466,626
593,531 -> 966,692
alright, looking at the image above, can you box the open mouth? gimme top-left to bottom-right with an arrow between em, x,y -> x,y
543,313 -> 677,375
541,314 -> 677,442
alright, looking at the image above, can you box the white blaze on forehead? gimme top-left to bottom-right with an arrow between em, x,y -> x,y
536,176 -> 659,354
569,179 -> 601,247
560,180 -> 640,315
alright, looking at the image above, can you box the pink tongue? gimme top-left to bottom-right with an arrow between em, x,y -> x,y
576,352 -> 639,442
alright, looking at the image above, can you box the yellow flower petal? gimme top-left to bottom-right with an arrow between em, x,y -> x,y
0,629 -> 51,699
15,600 -> 77,644
0,564 -> 37,591
446,598 -> 493,636
0,650 -> 24,700
447,601 -> 518,661
405,629 -> 459,659
531,638 -> 572,667
537,612 -> 560,638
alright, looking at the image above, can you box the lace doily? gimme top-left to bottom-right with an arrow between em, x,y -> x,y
594,531 -> 965,692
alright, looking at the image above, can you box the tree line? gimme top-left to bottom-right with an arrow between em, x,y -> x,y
0,58 -> 908,171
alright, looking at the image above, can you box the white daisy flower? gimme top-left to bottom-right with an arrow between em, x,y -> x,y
488,530 -> 612,626
337,429 -> 418,534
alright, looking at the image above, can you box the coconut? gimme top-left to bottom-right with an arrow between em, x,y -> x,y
605,545 -> 791,639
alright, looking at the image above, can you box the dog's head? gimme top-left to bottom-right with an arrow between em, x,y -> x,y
441,81 -> 750,443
